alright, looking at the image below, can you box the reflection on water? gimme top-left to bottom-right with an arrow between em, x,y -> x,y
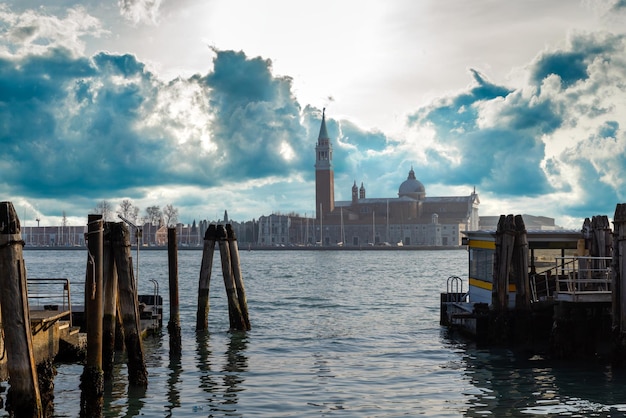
222,332 -> 248,410
452,339 -> 626,417
123,385 -> 146,418
166,346 -> 182,416
195,331 -> 215,393
102,338 -> 156,417
193,330 -> 248,415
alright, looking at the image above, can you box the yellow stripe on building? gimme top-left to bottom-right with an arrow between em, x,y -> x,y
469,277 -> 517,292
469,277 -> 492,291
469,240 -> 496,250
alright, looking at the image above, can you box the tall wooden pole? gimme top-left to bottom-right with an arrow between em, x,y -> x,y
196,224 -> 216,331
615,204 -> 626,334
102,222 -> 118,381
513,215 -> 530,309
168,227 -> 181,356
0,201 -> 42,417
80,214 -> 104,417
216,225 -> 246,330
112,222 -> 148,387
226,224 -> 251,330
493,215 -> 515,311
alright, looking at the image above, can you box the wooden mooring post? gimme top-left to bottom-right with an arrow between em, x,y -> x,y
615,204 -> 626,340
196,224 -> 217,331
226,224 -> 251,330
493,214 -> 515,311
80,214 -> 104,417
0,201 -> 43,417
512,215 -> 530,309
216,225 -> 247,331
489,214 -> 533,345
168,227 -> 182,356
112,222 -> 148,387
102,222 -> 118,381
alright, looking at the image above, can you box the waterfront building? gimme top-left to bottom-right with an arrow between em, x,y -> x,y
314,110 -> 479,246
479,214 -> 559,230
22,225 -> 86,247
257,110 -> 480,247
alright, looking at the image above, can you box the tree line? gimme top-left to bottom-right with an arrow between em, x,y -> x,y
93,199 -> 179,227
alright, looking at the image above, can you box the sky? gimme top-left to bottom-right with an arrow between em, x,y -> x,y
1,0 -> 626,229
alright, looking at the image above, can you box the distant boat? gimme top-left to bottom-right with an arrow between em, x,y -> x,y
397,240 -> 404,247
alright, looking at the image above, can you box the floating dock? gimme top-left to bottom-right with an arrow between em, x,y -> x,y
440,213 -> 616,359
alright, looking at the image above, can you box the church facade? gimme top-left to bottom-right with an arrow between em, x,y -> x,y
257,110 -> 480,247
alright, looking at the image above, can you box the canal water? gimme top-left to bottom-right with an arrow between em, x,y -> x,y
10,248 -> 626,417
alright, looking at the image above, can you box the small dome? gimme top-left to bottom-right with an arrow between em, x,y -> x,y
398,167 -> 425,198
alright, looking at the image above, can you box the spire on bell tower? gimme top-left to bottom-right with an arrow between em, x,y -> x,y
315,108 -> 335,219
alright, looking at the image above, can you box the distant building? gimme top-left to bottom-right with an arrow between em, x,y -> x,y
256,213 -> 310,246
479,214 -> 559,231
22,225 -> 86,247
257,110 -> 480,247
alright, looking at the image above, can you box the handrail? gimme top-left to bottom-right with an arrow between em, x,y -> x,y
531,256 -> 612,302
445,276 -> 467,302
530,261 -> 572,301
27,278 -> 73,328
554,256 -> 612,295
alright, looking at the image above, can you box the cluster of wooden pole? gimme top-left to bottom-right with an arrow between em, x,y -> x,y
80,216 -> 147,417
492,214 -> 530,311
580,215 -> 612,290
196,224 -> 250,332
0,203 -> 252,416
614,204 -> 626,337
0,202 -> 43,417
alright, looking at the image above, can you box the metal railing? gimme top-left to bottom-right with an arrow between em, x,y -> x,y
27,278 -> 73,327
530,257 -> 612,302
444,275 -> 467,303
554,256 -> 612,294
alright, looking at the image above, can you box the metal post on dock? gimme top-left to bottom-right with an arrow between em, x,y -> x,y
226,224 -> 251,330
80,214 -> 104,417
0,201 -> 43,417
168,227 -> 182,356
196,224 -> 217,331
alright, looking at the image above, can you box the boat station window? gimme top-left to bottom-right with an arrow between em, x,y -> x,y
470,247 -> 494,282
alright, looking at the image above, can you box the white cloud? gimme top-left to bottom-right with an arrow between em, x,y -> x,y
118,0 -> 162,25
0,5 -> 106,58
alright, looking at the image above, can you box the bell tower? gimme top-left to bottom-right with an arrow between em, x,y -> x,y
315,108 -> 334,219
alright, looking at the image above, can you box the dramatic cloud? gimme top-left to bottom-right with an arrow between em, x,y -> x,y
0,45 -> 324,198
1,3 -> 626,228
200,49 -> 309,178
0,7 -> 342,223
404,31 -> 626,221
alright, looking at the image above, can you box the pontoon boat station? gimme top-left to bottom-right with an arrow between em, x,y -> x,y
440,206 -> 626,360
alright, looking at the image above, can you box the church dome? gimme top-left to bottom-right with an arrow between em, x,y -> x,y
398,167 -> 425,199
